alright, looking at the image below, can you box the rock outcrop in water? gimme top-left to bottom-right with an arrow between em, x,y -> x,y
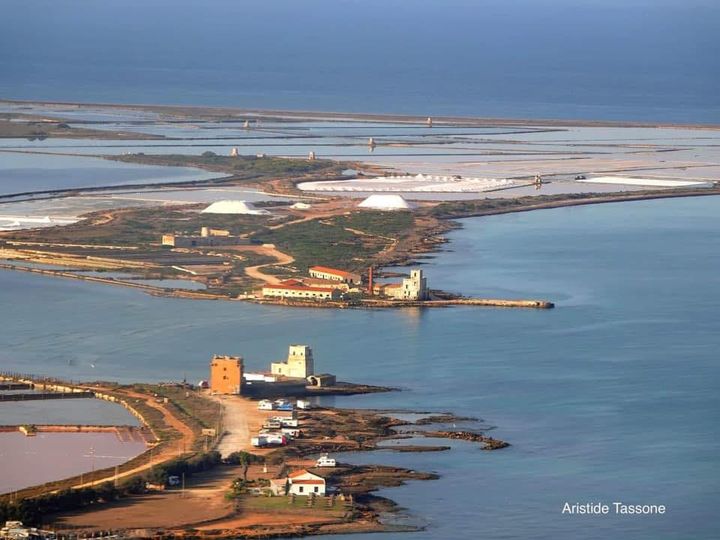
424,430 -> 511,450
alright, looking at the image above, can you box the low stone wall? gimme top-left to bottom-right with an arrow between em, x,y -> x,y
0,374 -> 159,443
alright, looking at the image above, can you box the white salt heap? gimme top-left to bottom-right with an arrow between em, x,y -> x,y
201,200 -> 270,215
0,215 -> 78,231
299,174 -> 514,193
358,194 -> 414,210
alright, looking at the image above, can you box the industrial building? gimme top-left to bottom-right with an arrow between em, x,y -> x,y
276,278 -> 350,292
262,284 -> 342,301
379,269 -> 429,300
271,345 -> 315,379
308,266 -> 362,285
162,226 -> 251,248
209,355 -> 243,394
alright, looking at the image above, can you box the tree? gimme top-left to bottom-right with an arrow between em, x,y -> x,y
240,452 -> 249,482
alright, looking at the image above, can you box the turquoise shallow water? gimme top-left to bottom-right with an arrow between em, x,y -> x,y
0,196 -> 718,538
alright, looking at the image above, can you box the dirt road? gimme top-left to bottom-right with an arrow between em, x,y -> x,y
230,245 -> 295,285
213,395 -> 272,457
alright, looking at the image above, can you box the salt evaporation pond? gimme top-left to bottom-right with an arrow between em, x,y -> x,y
0,431 -> 146,495
0,151 -> 221,196
0,398 -> 142,426
0,398 -> 145,494
0,187 -> 289,231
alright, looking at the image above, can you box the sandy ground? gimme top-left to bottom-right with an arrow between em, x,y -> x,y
7,98 -> 719,128
54,465 -> 240,531
196,511 -> 336,530
53,461 -> 294,532
211,394 -> 273,457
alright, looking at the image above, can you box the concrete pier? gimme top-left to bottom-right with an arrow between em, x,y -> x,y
362,297 -> 555,309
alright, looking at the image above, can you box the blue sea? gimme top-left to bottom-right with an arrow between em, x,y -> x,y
0,197 -> 718,539
1,0 -> 719,123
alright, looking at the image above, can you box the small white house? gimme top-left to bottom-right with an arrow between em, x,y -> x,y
268,469 -> 326,496
288,469 -> 326,496
316,454 -> 336,467
290,478 -> 325,496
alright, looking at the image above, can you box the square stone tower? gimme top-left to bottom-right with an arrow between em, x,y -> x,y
401,269 -> 428,300
271,345 -> 314,379
210,355 -> 243,394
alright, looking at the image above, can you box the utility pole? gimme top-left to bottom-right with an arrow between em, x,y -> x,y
90,446 -> 95,486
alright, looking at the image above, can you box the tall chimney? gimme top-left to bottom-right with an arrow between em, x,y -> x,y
367,266 -> 374,296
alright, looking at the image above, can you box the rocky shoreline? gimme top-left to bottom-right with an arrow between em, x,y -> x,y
159,407 -> 510,539
1,379 -> 509,539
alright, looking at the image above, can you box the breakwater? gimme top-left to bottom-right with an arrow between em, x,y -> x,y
249,296 -> 554,310
366,298 -> 555,309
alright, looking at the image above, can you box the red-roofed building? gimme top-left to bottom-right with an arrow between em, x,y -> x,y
308,266 -> 362,285
269,469 -> 326,496
262,284 -> 342,301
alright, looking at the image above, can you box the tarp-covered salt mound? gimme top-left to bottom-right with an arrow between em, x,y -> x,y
358,194 -> 414,211
201,200 -> 270,215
